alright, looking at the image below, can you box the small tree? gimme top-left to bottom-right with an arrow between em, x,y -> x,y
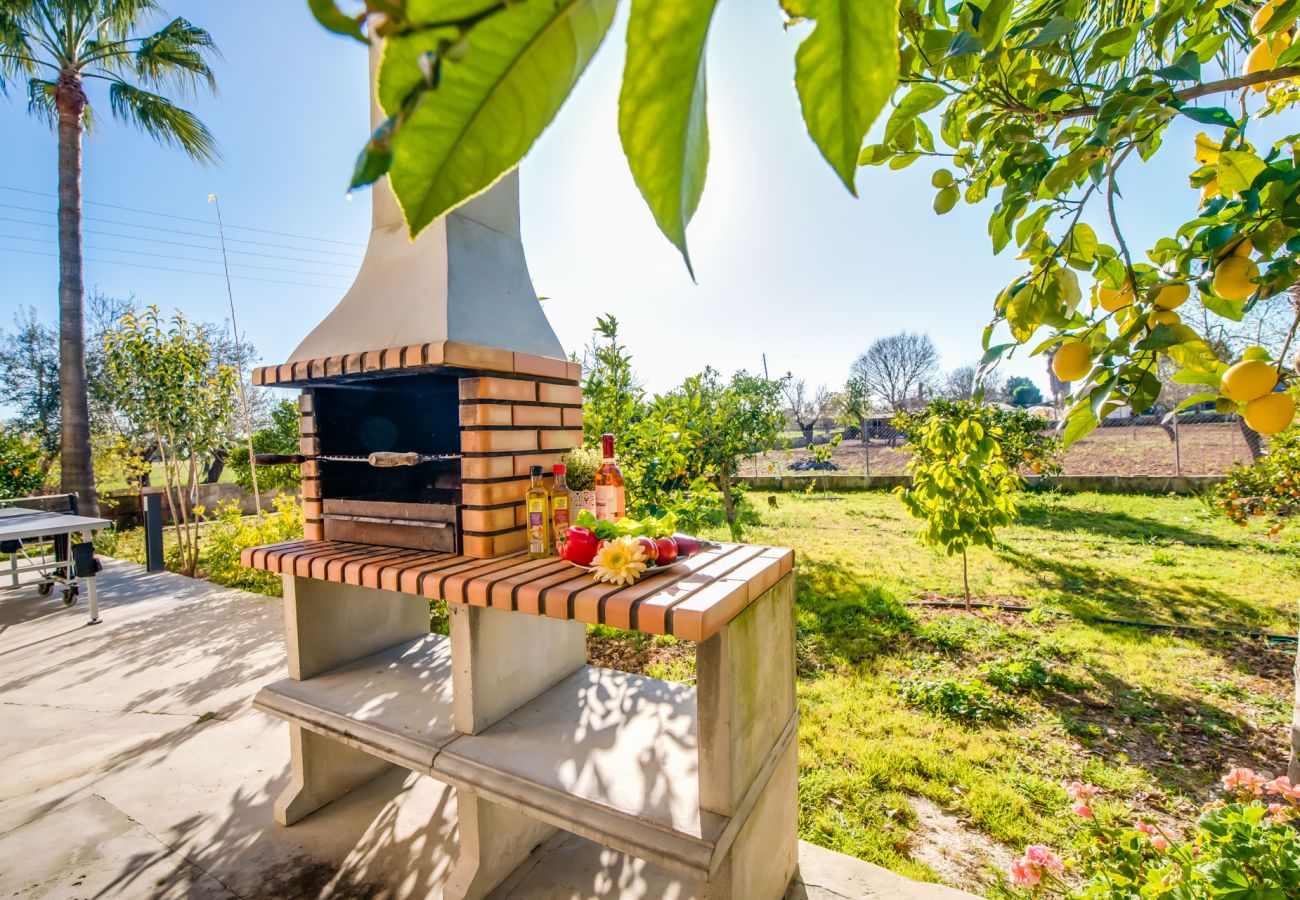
852,332 -> 940,413
897,402 -> 1021,609
781,378 -> 831,444
1005,376 -> 1045,408
228,399 -> 302,492
102,306 -> 237,576
581,314 -> 643,445
840,374 -> 874,476
657,368 -> 785,538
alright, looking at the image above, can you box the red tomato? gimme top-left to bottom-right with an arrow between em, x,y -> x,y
635,536 -> 659,562
655,537 -> 678,564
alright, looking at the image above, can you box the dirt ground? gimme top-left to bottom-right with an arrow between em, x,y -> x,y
751,422 -> 1255,478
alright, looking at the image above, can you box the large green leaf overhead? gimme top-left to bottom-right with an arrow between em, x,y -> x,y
787,0 -> 898,195
378,0 -> 617,237
617,0 -> 720,278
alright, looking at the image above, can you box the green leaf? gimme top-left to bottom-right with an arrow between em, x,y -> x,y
1019,16 -> 1074,49
946,30 -> 982,58
884,83 -> 947,143
307,0 -> 365,42
1153,50 -> 1200,82
790,0 -> 899,196
619,0 -> 720,277
1178,105 -> 1237,128
1174,392 -> 1217,411
977,0 -> 1014,49
1215,150 -> 1267,197
380,0 -> 617,237
350,115 -> 397,190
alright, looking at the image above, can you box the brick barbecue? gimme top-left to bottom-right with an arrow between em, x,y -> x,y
252,106 -> 580,561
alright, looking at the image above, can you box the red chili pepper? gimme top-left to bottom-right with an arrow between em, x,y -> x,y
558,526 -> 599,567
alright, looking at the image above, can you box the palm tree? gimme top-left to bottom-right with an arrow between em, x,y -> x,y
0,1 -> 218,514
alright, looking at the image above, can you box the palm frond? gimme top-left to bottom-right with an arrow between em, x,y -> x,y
134,18 -> 217,93
98,0 -> 161,39
107,79 -> 218,163
0,2 -> 39,92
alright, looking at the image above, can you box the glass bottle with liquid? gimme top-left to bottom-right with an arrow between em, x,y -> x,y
594,433 -> 625,522
550,463 -> 572,553
525,465 -> 551,559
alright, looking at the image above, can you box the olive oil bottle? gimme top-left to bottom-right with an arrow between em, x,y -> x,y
550,463 -> 572,553
526,465 -> 551,559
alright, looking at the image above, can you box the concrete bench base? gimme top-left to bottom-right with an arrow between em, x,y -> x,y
257,569 -> 799,899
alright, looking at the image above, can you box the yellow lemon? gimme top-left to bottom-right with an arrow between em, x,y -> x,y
1095,282 -> 1135,312
1244,391 -> 1295,434
1213,256 -> 1260,301
1151,282 -> 1189,310
1234,238 -> 1254,258
1222,359 -> 1279,401
1252,0 -> 1294,34
1149,309 -> 1181,327
1244,33 -> 1292,90
1052,340 -> 1092,382
1194,133 -> 1220,166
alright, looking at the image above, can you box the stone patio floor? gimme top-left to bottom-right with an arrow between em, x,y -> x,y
0,558 -> 974,899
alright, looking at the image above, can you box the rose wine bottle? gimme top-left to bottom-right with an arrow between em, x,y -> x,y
594,433 -> 625,522
526,465 -> 551,559
550,463 -> 572,553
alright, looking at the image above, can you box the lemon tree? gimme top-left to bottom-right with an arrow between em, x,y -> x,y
310,1 -> 1300,442
859,0 -> 1300,442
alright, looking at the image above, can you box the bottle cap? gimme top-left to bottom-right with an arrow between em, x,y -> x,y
553,463 -> 566,474
530,465 -> 543,477
601,433 -> 615,457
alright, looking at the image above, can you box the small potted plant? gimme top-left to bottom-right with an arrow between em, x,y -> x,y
563,446 -> 600,517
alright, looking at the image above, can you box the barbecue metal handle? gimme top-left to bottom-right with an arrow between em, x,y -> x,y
367,451 -> 423,467
254,453 -> 306,466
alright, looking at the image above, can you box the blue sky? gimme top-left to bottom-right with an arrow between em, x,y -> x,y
1,1 -> 1217,398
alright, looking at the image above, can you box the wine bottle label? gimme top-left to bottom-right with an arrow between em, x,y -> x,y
595,485 -> 619,521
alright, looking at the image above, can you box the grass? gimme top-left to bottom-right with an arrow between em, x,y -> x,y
99,488 -> 1300,894
676,489 -> 1300,892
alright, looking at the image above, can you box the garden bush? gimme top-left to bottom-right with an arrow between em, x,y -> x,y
203,495 -> 303,595
1007,771 -> 1300,897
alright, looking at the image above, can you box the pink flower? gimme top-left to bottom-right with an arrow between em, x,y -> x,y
1263,776 -> 1300,801
1268,802 -> 1292,824
1009,845 -> 1064,886
1135,821 -> 1157,835
1067,781 -> 1100,800
1072,803 -> 1094,819
1009,858 -> 1040,887
1222,767 -> 1267,795
1151,835 -> 1169,852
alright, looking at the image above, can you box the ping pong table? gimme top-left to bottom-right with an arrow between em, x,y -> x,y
0,506 -> 111,625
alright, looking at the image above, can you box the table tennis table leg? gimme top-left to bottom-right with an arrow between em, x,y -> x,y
75,533 -> 100,626
8,553 -> 15,589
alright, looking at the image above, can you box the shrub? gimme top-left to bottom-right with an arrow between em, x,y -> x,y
228,399 -> 302,492
0,427 -> 45,499
980,657 -> 1061,695
1006,771 -> 1300,897
896,677 -> 1018,723
202,495 -> 303,595
562,446 -> 600,492
1214,423 -> 1300,533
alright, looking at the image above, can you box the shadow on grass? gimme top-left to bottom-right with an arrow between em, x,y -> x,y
994,545 -> 1270,632
794,558 -> 918,672
1015,501 -> 1230,549
1036,660 -> 1280,801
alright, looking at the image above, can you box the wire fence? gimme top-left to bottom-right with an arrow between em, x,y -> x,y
753,411 -> 1259,478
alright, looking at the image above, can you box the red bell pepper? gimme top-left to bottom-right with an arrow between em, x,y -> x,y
558,526 -> 600,566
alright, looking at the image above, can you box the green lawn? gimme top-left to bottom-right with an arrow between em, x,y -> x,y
102,488 -> 1300,894
684,489 -> 1300,892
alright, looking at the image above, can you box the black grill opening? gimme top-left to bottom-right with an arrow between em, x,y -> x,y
314,373 -> 461,505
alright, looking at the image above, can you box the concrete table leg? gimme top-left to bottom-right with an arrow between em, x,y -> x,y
273,575 -> 430,826
444,604 -> 586,899
697,572 -> 798,899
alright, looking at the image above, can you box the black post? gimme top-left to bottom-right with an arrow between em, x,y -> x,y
143,492 -> 164,573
